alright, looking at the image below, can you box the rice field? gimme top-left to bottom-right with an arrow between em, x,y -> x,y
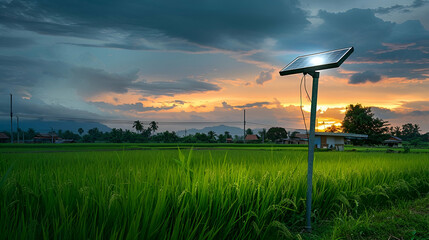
0,145 -> 428,239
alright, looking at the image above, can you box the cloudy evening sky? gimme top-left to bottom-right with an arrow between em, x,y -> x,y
1,0 -> 429,132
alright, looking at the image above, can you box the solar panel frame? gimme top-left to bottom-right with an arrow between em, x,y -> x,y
279,47 -> 354,76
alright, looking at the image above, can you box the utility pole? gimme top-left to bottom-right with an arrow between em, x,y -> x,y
16,116 -> 19,143
10,94 -> 13,144
243,109 -> 246,144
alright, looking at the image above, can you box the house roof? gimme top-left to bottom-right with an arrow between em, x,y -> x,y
292,133 -> 309,140
0,132 -> 9,139
35,133 -> 59,138
384,136 -> 402,143
389,136 -> 402,141
245,134 -> 259,140
315,132 -> 368,138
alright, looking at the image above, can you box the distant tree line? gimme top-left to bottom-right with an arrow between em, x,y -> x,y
342,104 -> 429,145
1,121 -> 249,143
2,104 -> 428,145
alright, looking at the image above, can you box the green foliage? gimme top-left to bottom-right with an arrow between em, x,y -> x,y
400,123 -> 421,140
390,123 -> 426,145
58,130 -> 81,141
403,145 -> 411,153
149,121 -> 158,134
151,131 -> 179,143
331,196 -> 429,239
266,127 -> 288,142
258,128 -> 267,142
342,104 -> 389,145
26,128 -> 38,139
133,120 -> 143,133
0,147 -> 428,239
207,131 -> 217,143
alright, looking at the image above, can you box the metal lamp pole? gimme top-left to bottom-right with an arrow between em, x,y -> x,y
279,47 -> 353,232
305,71 -> 319,231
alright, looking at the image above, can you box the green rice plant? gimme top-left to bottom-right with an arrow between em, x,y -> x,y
0,148 -> 428,239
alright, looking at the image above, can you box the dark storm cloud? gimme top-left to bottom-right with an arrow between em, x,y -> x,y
90,101 -> 176,112
316,9 -> 395,51
372,106 -> 429,123
0,96 -> 103,120
255,69 -> 274,85
364,106 -> 429,132
246,8 -> 416,71
374,0 -> 427,14
409,110 -> 429,116
0,36 -> 34,48
0,55 -> 69,90
373,106 -> 429,119
401,101 -> 429,110
266,8 -> 428,77
0,55 -> 221,97
132,78 -> 221,96
221,101 -> 234,109
371,107 -> 401,119
0,0 -> 309,51
73,67 -> 222,97
349,71 -> 382,84
71,67 -> 138,96
61,36 -> 211,53
295,8 -> 429,80
234,102 -> 270,109
218,101 -> 270,110
173,100 -> 186,105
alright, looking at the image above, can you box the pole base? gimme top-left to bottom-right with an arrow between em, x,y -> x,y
304,225 -> 312,233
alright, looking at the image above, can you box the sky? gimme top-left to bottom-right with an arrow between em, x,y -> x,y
1,0 -> 429,133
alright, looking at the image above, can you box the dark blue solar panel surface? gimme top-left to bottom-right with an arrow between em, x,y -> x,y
281,48 -> 350,72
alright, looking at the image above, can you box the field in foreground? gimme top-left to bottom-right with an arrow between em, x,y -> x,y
0,145 -> 428,239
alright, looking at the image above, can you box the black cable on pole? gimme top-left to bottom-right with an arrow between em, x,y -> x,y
300,74 -> 309,138
304,74 -> 311,102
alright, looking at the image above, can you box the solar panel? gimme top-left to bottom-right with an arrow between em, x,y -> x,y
279,47 -> 354,76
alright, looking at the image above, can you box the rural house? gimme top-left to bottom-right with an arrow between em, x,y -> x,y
33,133 -> 59,143
281,133 -> 309,144
0,132 -> 10,143
383,136 -> 402,148
314,132 -> 368,151
281,132 -> 368,151
245,134 -> 259,142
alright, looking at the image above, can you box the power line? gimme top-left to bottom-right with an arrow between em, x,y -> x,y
246,121 -> 273,127
0,114 -> 253,125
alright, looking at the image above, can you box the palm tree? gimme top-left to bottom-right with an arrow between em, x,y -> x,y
78,128 -> 84,136
207,130 -> 216,142
133,120 -> 143,134
149,121 -> 158,134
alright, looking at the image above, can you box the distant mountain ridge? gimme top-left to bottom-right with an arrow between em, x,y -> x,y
0,119 -> 111,133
